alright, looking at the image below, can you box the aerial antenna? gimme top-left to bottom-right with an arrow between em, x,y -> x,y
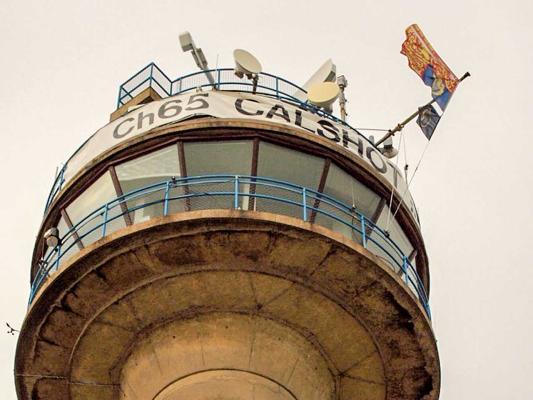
307,81 -> 340,113
233,49 -> 263,94
179,31 -> 216,87
293,59 -> 337,102
337,75 -> 348,122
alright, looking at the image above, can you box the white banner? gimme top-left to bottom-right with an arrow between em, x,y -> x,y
62,91 -> 419,221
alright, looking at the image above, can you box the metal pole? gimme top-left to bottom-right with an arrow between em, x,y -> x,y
102,205 -> 109,237
402,256 -> 409,284
361,215 -> 367,248
375,72 -> 471,147
337,75 -> 348,122
302,188 -> 307,221
252,75 -> 259,94
234,176 -> 239,209
54,244 -> 62,272
163,181 -> 170,216
338,90 -> 347,122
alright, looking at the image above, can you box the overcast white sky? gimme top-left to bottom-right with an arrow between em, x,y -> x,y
1,1 -> 532,399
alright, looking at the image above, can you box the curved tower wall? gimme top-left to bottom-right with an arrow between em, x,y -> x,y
16,71 -> 439,400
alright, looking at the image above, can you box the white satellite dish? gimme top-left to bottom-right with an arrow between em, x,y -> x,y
233,49 -> 262,93
233,49 -> 262,78
307,82 -> 341,110
293,59 -> 337,101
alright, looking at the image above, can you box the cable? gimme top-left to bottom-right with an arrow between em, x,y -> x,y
385,131 -> 404,232
353,128 -> 390,132
391,140 -> 432,221
403,128 -> 409,181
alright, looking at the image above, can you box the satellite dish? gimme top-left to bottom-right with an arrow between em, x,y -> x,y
304,59 -> 337,88
307,82 -> 340,109
293,59 -> 337,101
233,49 -> 262,78
233,49 -> 262,93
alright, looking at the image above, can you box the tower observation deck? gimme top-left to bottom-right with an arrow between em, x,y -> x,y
15,59 -> 440,400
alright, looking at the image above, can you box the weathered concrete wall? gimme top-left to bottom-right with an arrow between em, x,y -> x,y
16,211 -> 439,400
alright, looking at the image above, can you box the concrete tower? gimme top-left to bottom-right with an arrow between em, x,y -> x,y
15,51 -> 440,400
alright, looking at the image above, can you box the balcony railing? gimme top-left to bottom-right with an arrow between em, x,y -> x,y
116,63 -> 353,129
31,175 -> 430,319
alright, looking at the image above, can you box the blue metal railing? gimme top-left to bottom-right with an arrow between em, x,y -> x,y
43,165 -> 66,212
116,64 -> 354,129
30,175 -> 430,318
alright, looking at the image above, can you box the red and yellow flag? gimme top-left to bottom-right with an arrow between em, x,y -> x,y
401,24 -> 459,110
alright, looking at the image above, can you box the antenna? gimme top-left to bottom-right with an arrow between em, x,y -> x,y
233,49 -> 263,94
337,75 -> 348,122
293,59 -> 337,101
307,82 -> 340,113
179,31 -> 216,86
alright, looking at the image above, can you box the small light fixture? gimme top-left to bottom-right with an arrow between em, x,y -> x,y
380,136 -> 398,159
43,227 -> 60,248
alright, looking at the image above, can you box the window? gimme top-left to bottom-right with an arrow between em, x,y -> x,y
65,172 -> 125,247
368,204 -> 414,274
255,142 -> 324,218
54,216 -> 79,269
315,164 -> 381,242
184,141 -> 253,210
116,145 -> 181,222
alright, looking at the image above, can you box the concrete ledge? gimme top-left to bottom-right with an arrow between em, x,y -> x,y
16,210 -> 439,400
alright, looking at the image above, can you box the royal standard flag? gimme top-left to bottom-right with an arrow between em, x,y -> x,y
401,24 -> 459,111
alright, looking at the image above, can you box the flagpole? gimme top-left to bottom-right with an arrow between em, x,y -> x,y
375,72 -> 471,147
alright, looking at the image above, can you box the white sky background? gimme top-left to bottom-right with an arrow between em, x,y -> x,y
0,0 -> 532,398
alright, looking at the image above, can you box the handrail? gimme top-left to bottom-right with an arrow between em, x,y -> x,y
43,164 -> 66,212
30,175 -> 430,319
116,65 -> 358,132
117,66 -> 305,105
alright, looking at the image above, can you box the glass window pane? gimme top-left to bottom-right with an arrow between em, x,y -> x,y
184,141 -> 253,210
322,164 -> 381,217
375,205 -> 414,258
315,164 -> 381,244
116,145 -> 182,222
255,142 -> 324,218
257,142 -> 324,187
368,204 -> 414,274
66,172 -> 125,246
409,253 -> 417,271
